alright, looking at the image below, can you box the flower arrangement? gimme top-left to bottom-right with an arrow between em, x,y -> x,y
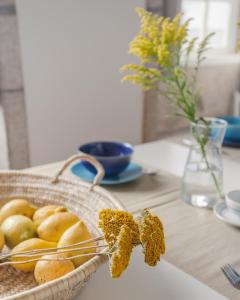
121,8 -> 212,122
121,8 -> 223,198
110,224 -> 133,278
137,209 -> 165,266
98,208 -> 140,248
99,208 -> 165,278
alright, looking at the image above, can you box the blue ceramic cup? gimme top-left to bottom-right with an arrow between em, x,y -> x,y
220,115 -> 240,143
78,141 -> 134,177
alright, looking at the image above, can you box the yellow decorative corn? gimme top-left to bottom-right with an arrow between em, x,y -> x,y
110,225 -> 133,278
137,209 -> 165,266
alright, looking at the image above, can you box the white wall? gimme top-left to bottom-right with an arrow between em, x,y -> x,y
16,0 -> 144,166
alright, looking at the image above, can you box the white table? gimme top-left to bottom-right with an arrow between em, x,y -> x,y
30,139 -> 240,300
76,248 -> 227,300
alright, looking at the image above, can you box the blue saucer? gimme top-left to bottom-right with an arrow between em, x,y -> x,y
71,162 -> 143,185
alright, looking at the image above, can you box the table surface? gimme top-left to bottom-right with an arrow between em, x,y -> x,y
76,248 -> 227,300
28,137 -> 240,300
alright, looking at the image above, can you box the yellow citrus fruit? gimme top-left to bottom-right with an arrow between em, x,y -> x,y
37,212 -> 79,242
34,254 -> 75,284
10,238 -> 57,272
0,199 -> 37,224
33,205 -> 67,228
1,215 -> 37,248
0,228 -> 4,251
58,221 -> 95,267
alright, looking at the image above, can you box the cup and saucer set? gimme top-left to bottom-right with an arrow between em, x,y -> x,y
220,115 -> 240,147
214,191 -> 240,227
213,116 -> 240,226
71,141 -> 143,185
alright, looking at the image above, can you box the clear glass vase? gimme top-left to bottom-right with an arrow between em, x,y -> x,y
182,118 -> 227,208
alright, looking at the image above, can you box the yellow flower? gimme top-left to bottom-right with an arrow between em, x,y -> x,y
175,19 -> 190,45
160,17 -> 173,44
120,64 -> 161,77
128,8 -> 165,63
125,8 -> 192,68
110,225 -> 133,278
99,209 -> 140,249
129,35 -> 157,63
99,208 -> 166,278
160,13 -> 188,46
137,209 -> 165,266
136,8 -> 162,41
120,64 -> 161,89
157,43 -> 171,67
121,75 -> 143,85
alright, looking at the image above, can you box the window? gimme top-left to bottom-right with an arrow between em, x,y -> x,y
181,0 -> 240,53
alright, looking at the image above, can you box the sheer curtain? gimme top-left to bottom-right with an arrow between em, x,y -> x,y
0,0 -> 29,168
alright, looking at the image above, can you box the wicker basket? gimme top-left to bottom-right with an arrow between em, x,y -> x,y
0,155 -> 124,300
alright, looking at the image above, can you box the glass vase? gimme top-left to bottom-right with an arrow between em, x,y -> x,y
182,118 -> 227,208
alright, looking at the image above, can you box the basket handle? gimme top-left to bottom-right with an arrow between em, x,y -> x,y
51,154 -> 105,189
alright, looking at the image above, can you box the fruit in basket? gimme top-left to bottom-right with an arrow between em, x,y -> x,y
33,205 -> 67,228
37,212 -> 79,242
10,238 -> 57,272
58,221 -> 95,267
0,199 -> 37,224
34,253 -> 75,284
0,228 -> 4,251
1,215 -> 37,248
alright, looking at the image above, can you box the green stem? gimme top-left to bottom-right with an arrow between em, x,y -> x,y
199,142 -> 224,199
192,125 -> 224,199
174,72 -> 196,122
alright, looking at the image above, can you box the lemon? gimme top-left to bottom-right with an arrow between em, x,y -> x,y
37,212 -> 79,242
0,199 -> 37,225
10,238 -> 57,272
33,205 -> 67,228
1,215 -> 37,248
34,254 -> 75,284
0,228 -> 4,251
58,221 -> 95,267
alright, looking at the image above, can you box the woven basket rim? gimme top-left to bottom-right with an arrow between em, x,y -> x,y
0,169 -> 125,300
0,170 -> 125,210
